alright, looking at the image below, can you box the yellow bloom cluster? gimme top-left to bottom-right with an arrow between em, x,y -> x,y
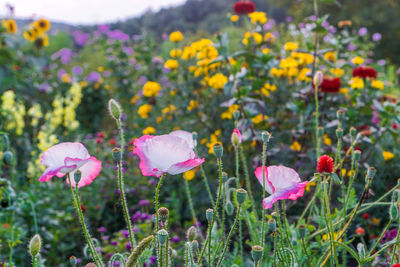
349,77 -> 364,89
290,141 -> 301,152
2,19 -> 17,34
330,68 -> 345,77
248,12 -> 267,24
138,104 -> 152,119
27,104 -> 43,127
208,73 -> 228,89
252,114 -> 268,124
187,100 -> 199,111
164,59 -> 179,70
242,32 -> 263,45
323,51 -> 336,62
202,129 -> 222,154
23,18 -> 51,46
261,83 -> 277,97
170,48 -> 182,58
371,80 -> 384,90
270,52 -> 314,83
1,90 -> 26,135
162,105 -> 177,119
143,126 -> 156,135
382,151 -> 394,161
63,83 -> 82,130
220,104 -> 239,120
143,81 -> 161,97
352,56 -> 364,65
169,31 -> 183,42
284,42 -> 299,51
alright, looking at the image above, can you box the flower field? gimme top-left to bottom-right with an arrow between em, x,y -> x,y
1,0 -> 400,266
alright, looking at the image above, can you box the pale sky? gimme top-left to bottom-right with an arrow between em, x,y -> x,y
1,0 -> 186,25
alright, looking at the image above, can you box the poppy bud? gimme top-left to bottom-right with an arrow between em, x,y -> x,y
158,229 -> 168,245
225,201 -> 234,215
337,109 -> 345,121
186,226 -> 197,242
317,127 -> 324,136
157,207 -> 169,223
29,234 -> 41,257
251,245 -> 263,262
313,71 -> 323,89
206,209 -> 213,223
222,172 -> 228,182
350,127 -> 357,136
367,167 -> 376,180
74,170 -> 82,185
112,147 -> 122,161
261,131 -> 271,143
353,150 -> 361,160
236,188 -> 247,205
336,128 -> 344,139
298,224 -> 307,238
213,143 -> 223,158
191,240 -> 199,251
108,99 -> 122,121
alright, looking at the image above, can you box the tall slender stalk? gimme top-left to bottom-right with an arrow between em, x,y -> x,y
239,148 -> 257,216
155,172 -> 166,266
260,140 -> 267,254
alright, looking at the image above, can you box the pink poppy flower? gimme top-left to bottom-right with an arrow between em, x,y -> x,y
169,130 -> 196,149
255,165 -> 308,209
39,142 -> 102,188
133,132 -> 204,177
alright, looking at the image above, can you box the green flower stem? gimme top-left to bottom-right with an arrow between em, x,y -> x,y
194,146 -> 214,207
314,82 -> 321,159
8,210 -> 14,266
297,186 -> 320,227
117,160 -> 136,247
260,141 -> 267,253
32,255 -> 38,267
367,219 -> 392,256
216,205 -> 241,267
234,147 -> 243,259
67,174 -> 103,266
165,233 -> 169,267
184,178 -> 197,224
159,243 -> 164,267
301,237 -> 312,267
322,177 -> 338,266
239,148 -> 257,217
208,221 -> 211,267
155,173 -> 166,232
222,183 -> 226,235
281,201 -> 299,263
198,158 -> 224,265
391,211 -> 400,264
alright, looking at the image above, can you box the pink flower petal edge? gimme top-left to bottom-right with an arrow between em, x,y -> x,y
133,135 -> 163,177
254,166 -> 274,193
167,158 -> 205,175
262,181 -> 308,209
65,157 -> 102,188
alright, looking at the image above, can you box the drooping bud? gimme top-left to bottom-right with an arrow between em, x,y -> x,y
233,110 -> 241,121
222,172 -> 228,182
268,218 -> 276,232
231,129 -> 242,147
298,224 -> 307,238
213,143 -> 223,158
225,201 -> 234,215
251,245 -> 263,262
390,203 -> 398,220
157,207 -> 169,223
126,235 -> 155,267
186,226 -> 197,241
261,131 -> 271,143
313,71 -> 323,89
206,209 -> 214,223
29,234 -> 41,257
112,147 -> 122,161
108,99 -> 122,121
236,188 -> 247,205
158,229 -> 168,245
336,128 -> 344,139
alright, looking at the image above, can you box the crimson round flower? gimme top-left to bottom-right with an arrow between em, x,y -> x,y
392,264 -> 400,267
317,155 -> 334,173
352,66 -> 377,79
362,213 -> 370,220
319,76 -> 341,93
355,227 -> 365,236
233,1 -> 256,15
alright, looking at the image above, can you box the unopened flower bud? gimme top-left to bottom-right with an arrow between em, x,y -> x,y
186,226 -> 197,241
231,131 -> 241,147
112,147 -> 122,161
236,188 -> 247,205
3,151 -> 13,165
108,99 -> 122,121
268,218 -> 276,232
206,209 -> 213,223
157,207 -> 169,223
225,201 -> 234,215
233,110 -> 240,121
251,245 -> 263,262
337,109 -> 345,121
336,128 -> 343,139
390,203 -> 398,220
213,143 -> 223,158
353,150 -> 361,160
357,243 -> 366,258
158,229 -> 168,245
313,71 -> 323,88
74,170 -> 82,185
29,234 -> 41,257
69,256 -> 77,266
222,172 -> 228,182
261,131 -> 271,143
298,225 -> 307,238
350,127 -> 357,136
367,167 -> 376,180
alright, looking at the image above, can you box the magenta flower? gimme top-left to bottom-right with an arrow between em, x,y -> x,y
254,165 -> 308,209
133,131 -> 204,177
39,142 -> 102,187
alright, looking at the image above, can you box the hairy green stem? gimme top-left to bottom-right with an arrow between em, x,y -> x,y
260,140 -> 267,256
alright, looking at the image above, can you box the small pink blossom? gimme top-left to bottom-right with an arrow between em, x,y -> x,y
233,128 -> 242,143
39,142 -> 102,187
133,131 -> 204,177
254,165 -> 308,209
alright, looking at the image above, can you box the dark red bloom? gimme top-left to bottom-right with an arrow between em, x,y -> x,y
320,76 -> 341,93
317,155 -> 334,173
392,123 -> 399,130
352,66 -> 377,79
233,1 -> 256,15
392,264 -> 400,267
362,213 -> 370,220
81,205 -> 86,213
343,146 -> 363,154
109,139 -> 117,146
96,137 -> 103,144
98,132 -> 105,138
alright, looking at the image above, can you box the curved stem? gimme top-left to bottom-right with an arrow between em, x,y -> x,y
302,237 -> 312,267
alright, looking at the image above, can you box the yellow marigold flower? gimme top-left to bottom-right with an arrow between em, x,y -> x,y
371,80 -> 384,90
138,104 -> 152,119
61,73 -> 71,83
252,114 -> 267,124
340,87 -> 349,95
183,170 -> 196,181
220,104 -> 239,120
371,217 -> 380,225
130,95 -> 140,104
306,181 -> 316,192
284,42 -> 299,51
169,31 -> 183,42
2,19 -> 17,34
270,68 -> 284,77
230,15 -> 239,22
349,77 -> 364,89
170,48 -> 182,58
279,57 -> 299,68
382,151 -> 394,161
296,68 -> 311,82
164,59 -> 179,70
242,32 -> 263,45
330,68 -> 345,77
208,73 -> 228,89
323,134 -> 332,146
262,48 -> 270,54
143,81 -> 161,97
352,56 -> 364,65
248,12 -> 267,24
187,100 -> 199,111
290,141 -> 301,152
142,126 -> 156,135
324,51 -> 336,62
322,232 -> 342,243
181,46 -> 196,60
156,117 -> 163,123
264,32 -> 275,42
34,18 -> 51,33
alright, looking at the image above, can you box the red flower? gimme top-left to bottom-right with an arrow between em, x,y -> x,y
392,123 -> 399,130
233,1 -> 256,15
317,155 -> 334,173
98,132 -> 105,138
352,66 -> 377,79
355,227 -> 365,236
320,76 -> 341,93
362,213 -> 370,220
392,264 -> 400,267
96,137 -> 103,144
109,139 -> 117,146
81,205 -> 86,213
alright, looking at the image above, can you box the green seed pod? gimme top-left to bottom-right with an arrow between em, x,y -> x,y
236,188 -> 247,205
233,110 -> 240,121
206,209 -> 214,222
367,167 -> 376,180
213,143 -> 223,158
298,225 -> 307,238
186,226 -> 197,242
337,109 -> 345,121
108,99 -> 122,121
336,128 -> 344,139
225,201 -> 234,215
29,234 -> 41,257
158,229 -> 168,245
157,207 -> 169,223
126,235 -> 155,267
350,127 -> 357,137
74,170 -> 82,185
390,203 -> 398,220
268,218 -> 276,232
222,172 -> 228,182
251,245 -> 264,263
231,131 -> 240,147
353,150 -> 361,160
3,151 -> 13,165
191,240 -> 199,251
261,131 -> 271,143
112,147 -> 122,161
